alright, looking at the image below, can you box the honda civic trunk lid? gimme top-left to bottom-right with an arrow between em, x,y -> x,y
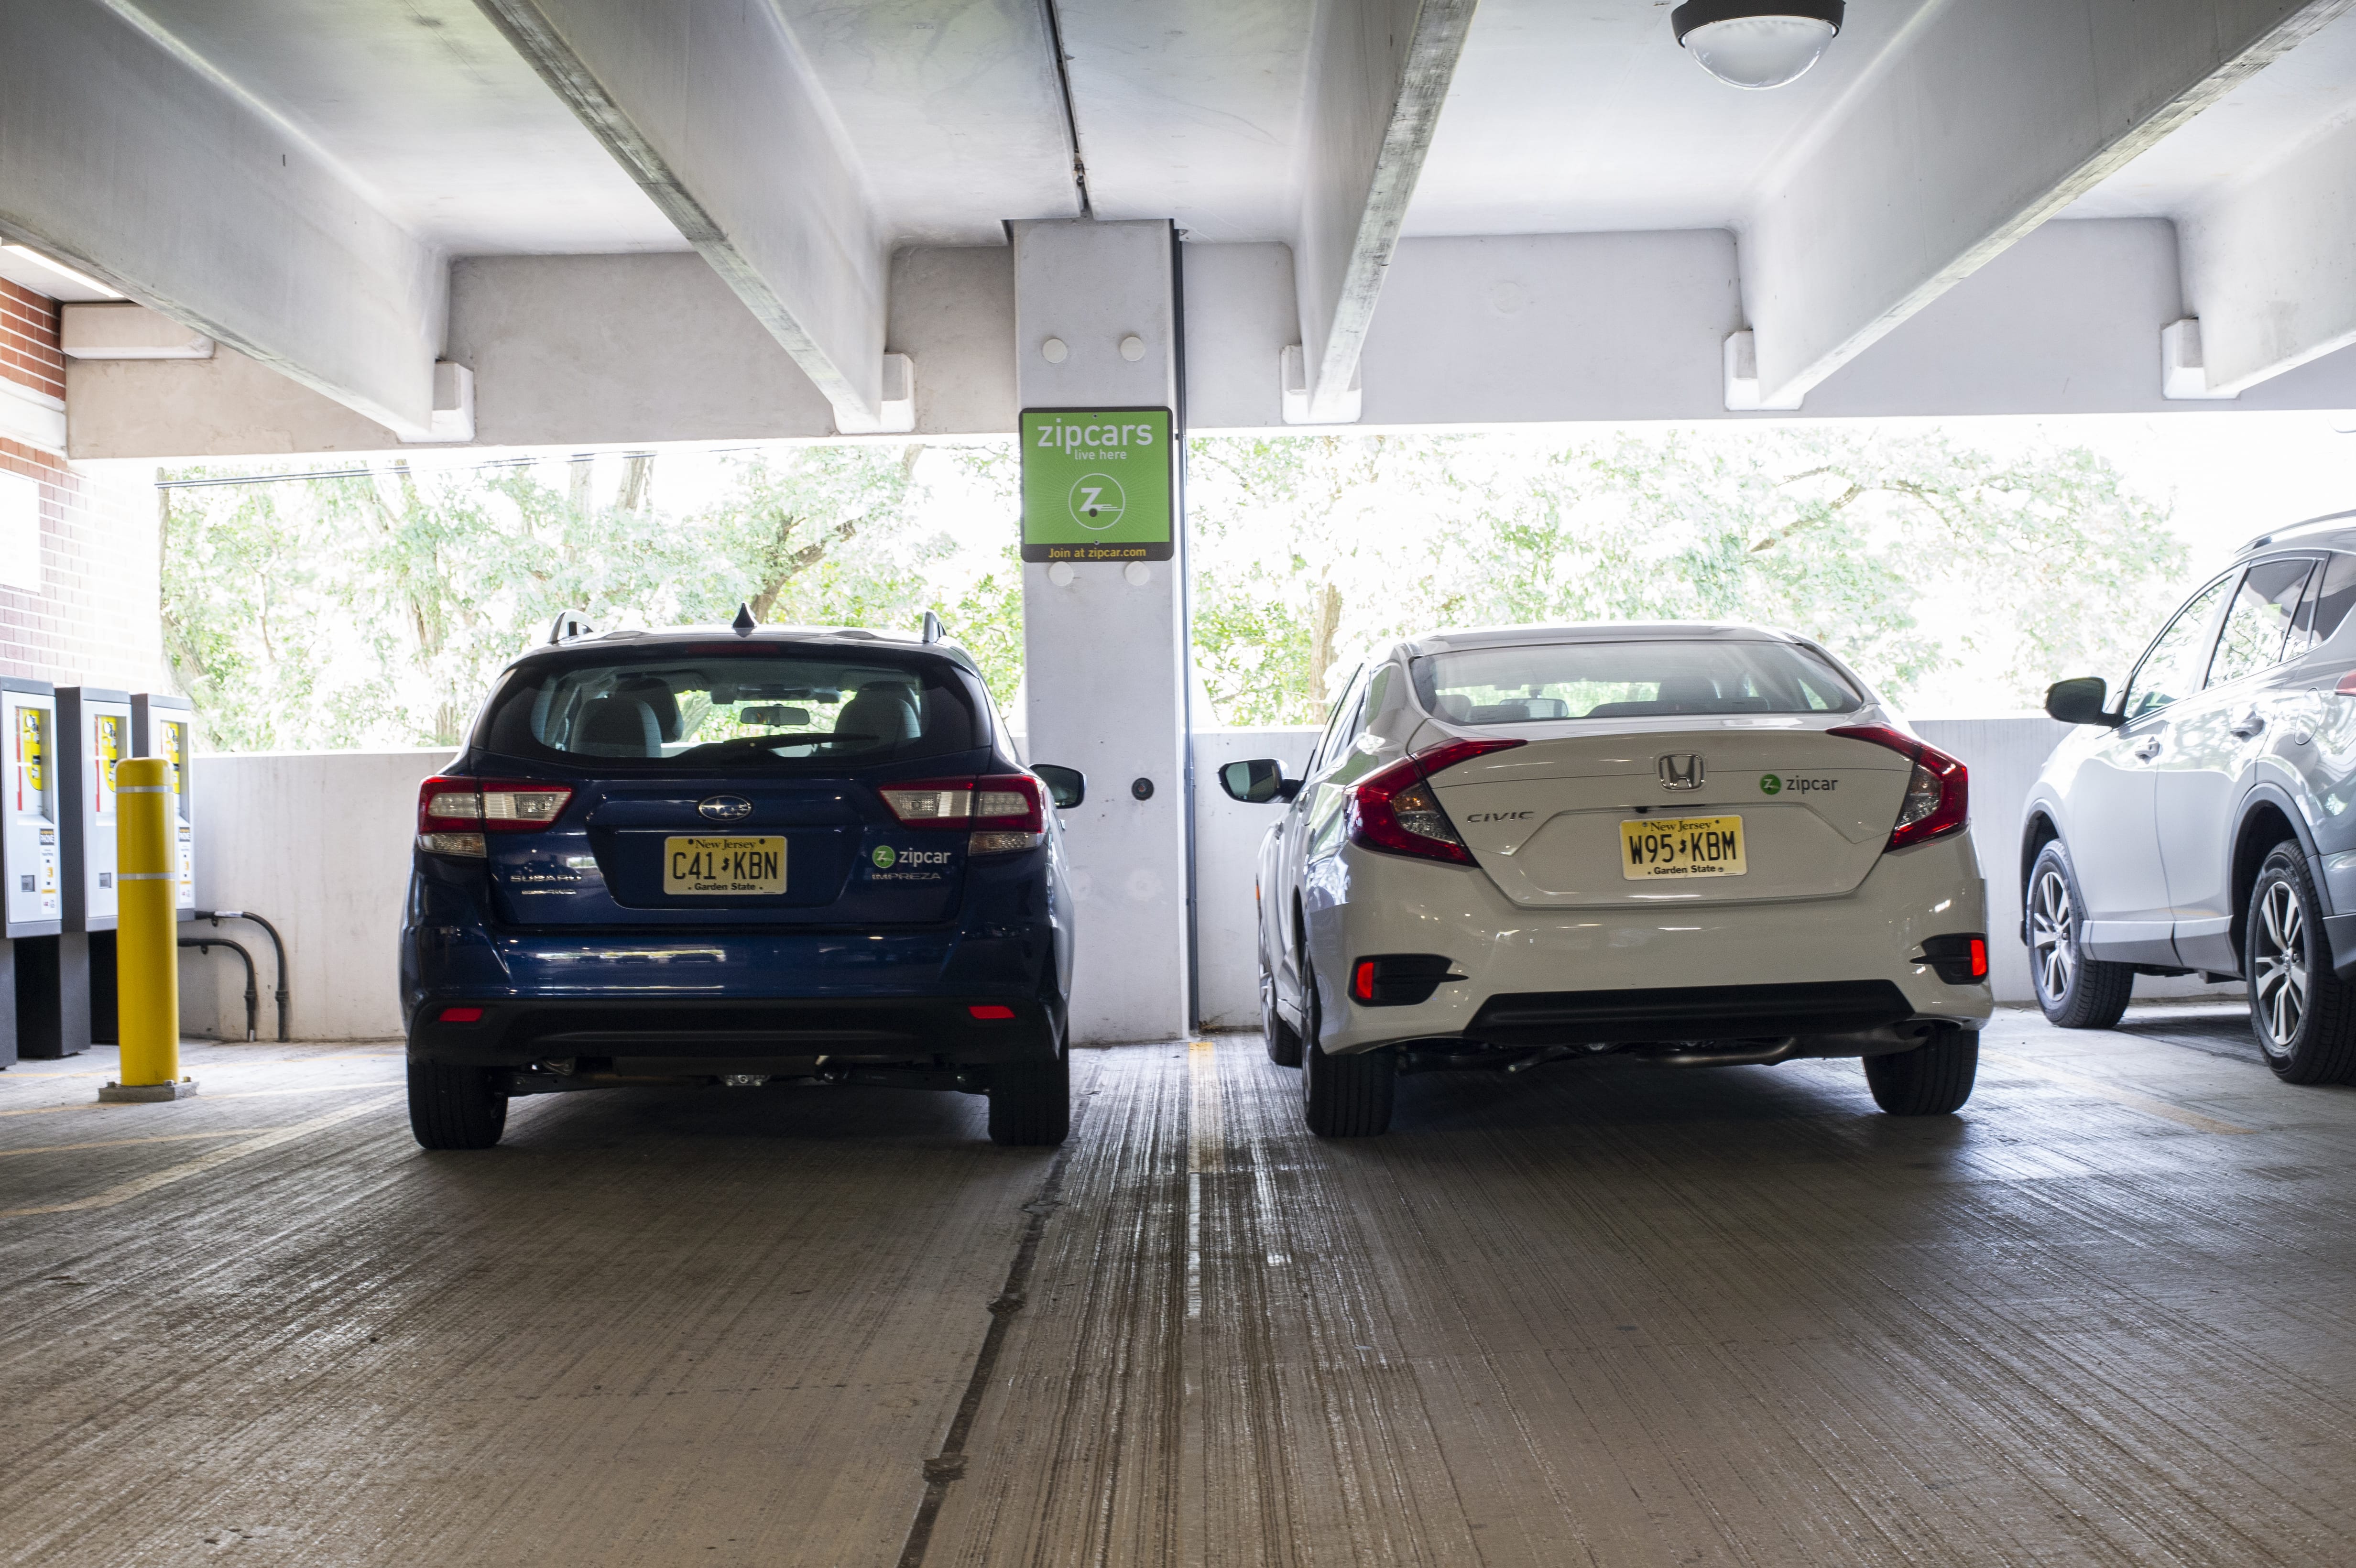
1421,717 -> 1914,907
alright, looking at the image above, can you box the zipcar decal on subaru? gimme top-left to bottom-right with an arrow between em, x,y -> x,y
869,843 -> 954,882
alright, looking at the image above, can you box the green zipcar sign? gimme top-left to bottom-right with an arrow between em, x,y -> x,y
1020,407 -> 1174,563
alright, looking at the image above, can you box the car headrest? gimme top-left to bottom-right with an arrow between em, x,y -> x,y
576,695 -> 661,756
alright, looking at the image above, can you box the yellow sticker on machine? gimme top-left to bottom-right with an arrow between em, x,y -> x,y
664,835 -> 785,895
1620,815 -> 1746,880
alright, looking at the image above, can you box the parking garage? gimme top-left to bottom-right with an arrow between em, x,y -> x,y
8,1 -> 2356,1564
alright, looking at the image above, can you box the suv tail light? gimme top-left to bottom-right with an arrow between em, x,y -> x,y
1827,726 -> 1968,850
416,776 -> 574,858
1346,738 -> 1525,865
879,775 -> 1046,856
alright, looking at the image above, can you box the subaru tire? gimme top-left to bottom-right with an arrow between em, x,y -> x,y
407,1059 -> 509,1150
988,1042 -> 1070,1146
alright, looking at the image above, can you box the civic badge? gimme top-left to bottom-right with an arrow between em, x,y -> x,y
698,795 -> 754,822
1657,754 -> 1705,791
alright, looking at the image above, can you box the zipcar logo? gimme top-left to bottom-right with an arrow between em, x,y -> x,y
698,795 -> 753,822
1764,774 -> 1839,795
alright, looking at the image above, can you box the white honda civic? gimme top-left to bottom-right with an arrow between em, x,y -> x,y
1221,623 -> 1993,1136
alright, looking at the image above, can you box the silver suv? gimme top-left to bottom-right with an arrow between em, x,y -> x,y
2023,511 -> 2356,1083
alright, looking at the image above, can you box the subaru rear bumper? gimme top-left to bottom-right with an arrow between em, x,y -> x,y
406,994 -> 1060,1067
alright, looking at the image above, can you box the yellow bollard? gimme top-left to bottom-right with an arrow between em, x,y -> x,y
101,757 -> 194,1103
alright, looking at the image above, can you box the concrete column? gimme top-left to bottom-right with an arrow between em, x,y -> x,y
1014,220 -> 1191,1045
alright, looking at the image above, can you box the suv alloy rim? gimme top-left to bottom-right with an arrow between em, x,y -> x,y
2251,879 -> 2310,1052
2029,867 -> 2077,1002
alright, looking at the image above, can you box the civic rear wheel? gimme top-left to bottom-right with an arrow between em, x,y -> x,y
1299,962 -> 1394,1137
2026,840 -> 2133,1029
2246,842 -> 2356,1085
406,1059 -> 508,1150
1261,961 -> 1302,1068
1863,1029 -> 1978,1116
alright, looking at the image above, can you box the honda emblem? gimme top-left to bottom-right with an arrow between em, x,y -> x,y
1657,754 -> 1705,791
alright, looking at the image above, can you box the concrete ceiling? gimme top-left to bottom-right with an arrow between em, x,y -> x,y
18,0 -> 2356,446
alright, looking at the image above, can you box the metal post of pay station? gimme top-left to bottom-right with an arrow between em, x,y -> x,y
52,687 -> 128,1056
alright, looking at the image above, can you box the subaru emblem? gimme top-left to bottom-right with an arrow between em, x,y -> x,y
698,795 -> 754,822
1657,754 -> 1705,791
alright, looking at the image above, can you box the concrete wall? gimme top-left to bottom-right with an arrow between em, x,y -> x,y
1192,727 -> 1323,1027
180,749 -> 449,1042
175,717 -> 2230,1042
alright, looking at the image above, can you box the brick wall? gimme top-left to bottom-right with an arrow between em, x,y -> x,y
0,282 -> 168,691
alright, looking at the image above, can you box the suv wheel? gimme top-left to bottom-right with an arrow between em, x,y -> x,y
2027,840 -> 2133,1029
1299,961 -> 1394,1137
2246,842 -> 2356,1084
1863,1028 -> 1979,1115
407,1059 -> 509,1150
1261,960 -> 1302,1068
988,1038 -> 1071,1146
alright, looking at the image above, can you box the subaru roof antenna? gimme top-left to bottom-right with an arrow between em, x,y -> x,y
922,610 -> 944,644
732,601 -> 757,636
546,609 -> 600,645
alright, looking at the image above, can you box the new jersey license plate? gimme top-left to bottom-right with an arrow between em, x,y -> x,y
664,836 -> 786,895
1620,815 -> 1746,880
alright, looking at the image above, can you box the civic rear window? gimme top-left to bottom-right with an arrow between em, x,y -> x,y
476,647 -> 984,770
1411,640 -> 1864,723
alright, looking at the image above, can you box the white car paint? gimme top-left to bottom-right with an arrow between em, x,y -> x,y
1248,623 -> 1993,1062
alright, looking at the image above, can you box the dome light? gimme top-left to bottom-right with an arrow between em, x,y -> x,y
1671,1 -> 1845,90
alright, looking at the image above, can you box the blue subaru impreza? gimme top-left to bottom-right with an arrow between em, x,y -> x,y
399,616 -> 1082,1150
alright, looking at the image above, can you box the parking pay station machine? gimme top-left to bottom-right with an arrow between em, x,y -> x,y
1,678 -> 62,1062
131,693 -> 196,919
57,688 -> 130,1050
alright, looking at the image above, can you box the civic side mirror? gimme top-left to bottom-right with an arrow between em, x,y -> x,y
1032,763 -> 1085,809
1220,758 -> 1298,804
2045,676 -> 2123,729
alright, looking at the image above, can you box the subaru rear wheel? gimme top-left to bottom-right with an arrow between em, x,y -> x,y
2246,843 -> 2356,1084
1299,961 -> 1394,1137
2027,841 -> 2132,1029
407,1059 -> 508,1150
988,1040 -> 1070,1145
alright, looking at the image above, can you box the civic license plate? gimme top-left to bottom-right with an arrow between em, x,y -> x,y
1620,815 -> 1746,881
664,836 -> 786,895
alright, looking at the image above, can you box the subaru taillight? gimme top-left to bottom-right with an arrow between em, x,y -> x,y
880,775 -> 1047,856
1827,726 -> 1968,850
1345,738 -> 1525,865
416,776 -> 573,857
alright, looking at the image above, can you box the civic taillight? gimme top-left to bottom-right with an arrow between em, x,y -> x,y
1827,726 -> 1968,850
1346,738 -> 1525,865
416,775 -> 573,857
879,775 -> 1046,856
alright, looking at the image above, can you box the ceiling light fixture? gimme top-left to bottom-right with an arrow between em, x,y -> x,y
1671,1 -> 1844,90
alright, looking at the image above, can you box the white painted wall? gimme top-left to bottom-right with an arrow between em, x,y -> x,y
180,749 -> 448,1042
1192,726 -> 1322,1027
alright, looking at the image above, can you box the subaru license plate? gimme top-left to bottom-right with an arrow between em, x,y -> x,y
664,835 -> 786,895
1620,815 -> 1745,881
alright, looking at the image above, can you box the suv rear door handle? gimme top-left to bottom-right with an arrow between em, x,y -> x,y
2229,709 -> 2267,739
2134,736 -> 2163,761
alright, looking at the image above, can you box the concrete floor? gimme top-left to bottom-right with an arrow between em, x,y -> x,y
1,1005 -> 2350,1568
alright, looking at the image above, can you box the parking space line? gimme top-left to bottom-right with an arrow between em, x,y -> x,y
0,1130 -> 267,1159
0,1093 -> 403,1218
1984,1051 -> 2257,1135
1187,1038 -> 1220,1322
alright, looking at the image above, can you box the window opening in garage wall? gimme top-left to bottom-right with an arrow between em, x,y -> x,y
158,442 -> 1022,753
1186,413 -> 2356,726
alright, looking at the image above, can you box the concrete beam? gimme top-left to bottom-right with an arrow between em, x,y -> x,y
2178,111 -> 2356,395
476,0 -> 901,435
1288,0 -> 1476,424
1744,0 -> 2356,411
0,0 -> 446,436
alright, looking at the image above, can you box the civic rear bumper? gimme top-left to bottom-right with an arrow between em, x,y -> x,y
406,995 -> 1060,1067
1305,833 -> 1992,1055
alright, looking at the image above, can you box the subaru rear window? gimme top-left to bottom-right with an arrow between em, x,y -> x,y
1412,640 -> 1863,723
476,646 -> 985,770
